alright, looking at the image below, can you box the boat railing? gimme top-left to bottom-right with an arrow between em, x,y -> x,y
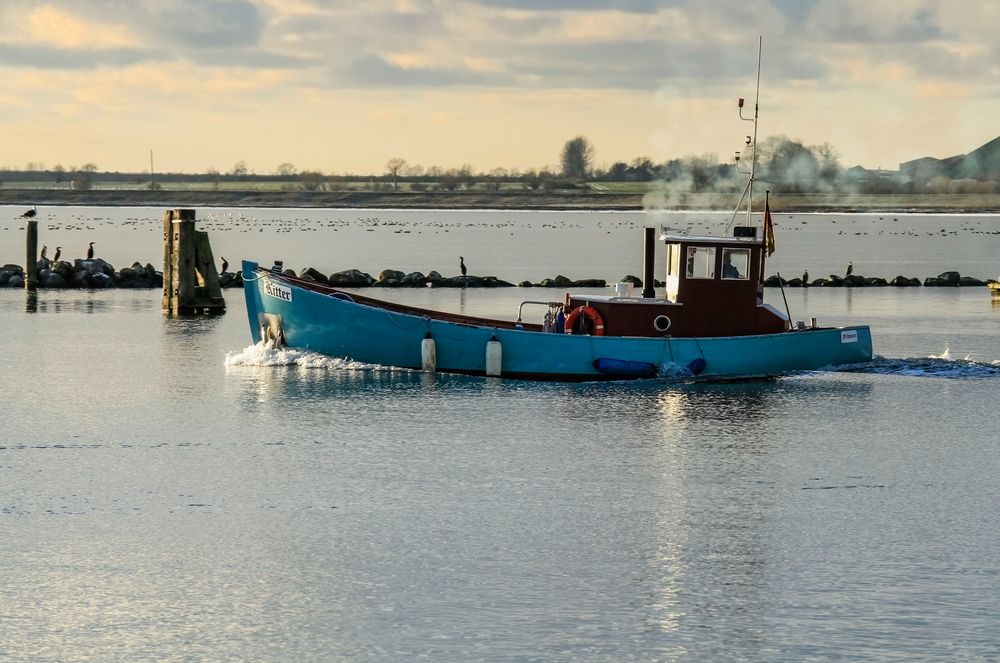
516,300 -> 564,331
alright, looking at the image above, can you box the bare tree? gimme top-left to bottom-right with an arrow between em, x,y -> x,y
230,161 -> 249,176
385,158 -> 407,191
560,136 -> 594,179
275,162 -> 297,177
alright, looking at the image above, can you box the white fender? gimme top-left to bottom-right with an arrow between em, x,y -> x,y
485,335 -> 502,377
421,334 -> 437,373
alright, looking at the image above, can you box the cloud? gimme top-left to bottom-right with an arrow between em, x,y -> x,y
0,44 -> 157,69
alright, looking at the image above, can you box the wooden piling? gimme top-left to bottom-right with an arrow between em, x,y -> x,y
162,209 -> 225,315
25,220 -> 38,291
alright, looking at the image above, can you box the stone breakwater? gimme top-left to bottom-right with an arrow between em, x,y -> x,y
3,260 -> 996,291
291,267 -> 610,289
0,259 -> 247,289
284,266 -> 999,290
764,271 -> 998,288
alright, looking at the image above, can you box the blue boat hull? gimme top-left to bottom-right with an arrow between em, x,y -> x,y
243,262 -> 873,381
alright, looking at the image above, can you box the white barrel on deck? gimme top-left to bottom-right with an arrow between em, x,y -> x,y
421,335 -> 437,372
485,336 -> 502,377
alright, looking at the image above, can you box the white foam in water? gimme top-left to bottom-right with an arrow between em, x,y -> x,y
849,352 -> 1000,380
930,347 -> 953,361
224,342 -> 384,371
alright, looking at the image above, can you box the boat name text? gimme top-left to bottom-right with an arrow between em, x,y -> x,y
840,330 -> 858,344
264,281 -> 292,302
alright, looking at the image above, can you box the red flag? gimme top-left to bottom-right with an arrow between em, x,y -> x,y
763,198 -> 775,256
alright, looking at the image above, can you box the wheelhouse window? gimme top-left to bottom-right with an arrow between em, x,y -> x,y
685,246 -> 716,279
721,248 -> 750,280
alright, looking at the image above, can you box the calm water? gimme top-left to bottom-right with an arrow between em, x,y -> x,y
2,206 -> 1000,661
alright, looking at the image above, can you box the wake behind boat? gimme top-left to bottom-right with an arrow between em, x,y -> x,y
240,44 -> 873,381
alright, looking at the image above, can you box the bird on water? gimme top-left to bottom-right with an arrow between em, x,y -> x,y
53,246 -> 61,263
846,260 -> 853,277
86,241 -> 95,260
459,256 -> 467,277
21,206 -> 37,218
220,256 -> 229,273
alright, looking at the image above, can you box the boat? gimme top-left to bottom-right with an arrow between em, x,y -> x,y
240,46 -> 873,382
240,216 -> 871,381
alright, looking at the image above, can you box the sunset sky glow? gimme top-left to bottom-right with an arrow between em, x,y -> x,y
1,0 -> 997,175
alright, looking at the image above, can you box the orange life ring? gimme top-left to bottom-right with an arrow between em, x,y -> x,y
564,305 -> 605,336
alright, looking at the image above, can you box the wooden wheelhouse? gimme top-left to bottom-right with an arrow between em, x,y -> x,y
567,226 -> 788,338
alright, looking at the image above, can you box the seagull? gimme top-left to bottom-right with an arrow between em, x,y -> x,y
459,256 -> 467,277
220,256 -> 229,273
40,244 -> 48,260
53,246 -> 61,262
21,206 -> 37,218
86,241 -> 95,260
846,261 -> 853,277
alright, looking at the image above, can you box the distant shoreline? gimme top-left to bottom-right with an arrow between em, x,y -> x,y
3,189 -> 999,213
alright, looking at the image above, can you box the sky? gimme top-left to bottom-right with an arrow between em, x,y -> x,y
1,0 -> 998,176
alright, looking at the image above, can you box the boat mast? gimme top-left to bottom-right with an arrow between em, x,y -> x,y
725,36 -> 762,235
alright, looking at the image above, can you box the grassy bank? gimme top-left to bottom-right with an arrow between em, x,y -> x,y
3,188 -> 999,213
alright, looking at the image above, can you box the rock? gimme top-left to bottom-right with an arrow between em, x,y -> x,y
426,270 -> 444,284
552,275 -> 574,287
864,277 -> 888,287
437,275 -> 483,287
328,269 -> 374,287
890,275 -> 914,286
763,275 -> 785,287
70,269 -> 90,287
518,280 -> 533,287
480,276 -> 515,287
400,271 -> 427,287
573,278 -> 607,288
786,277 -> 804,287
88,272 -> 115,288
377,269 -> 405,283
823,275 -> 844,287
1,264 -> 23,275
7,274 -> 23,288
842,274 -> 868,287
621,274 -> 643,286
51,261 -> 73,278
935,271 -> 961,287
0,272 -> 10,286
41,272 -> 67,288
960,276 -> 986,286
299,267 -> 329,284
144,263 -> 158,279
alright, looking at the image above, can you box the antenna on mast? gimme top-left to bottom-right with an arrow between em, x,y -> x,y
724,35 -> 763,236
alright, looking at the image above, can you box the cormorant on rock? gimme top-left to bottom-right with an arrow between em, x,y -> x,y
53,246 -> 61,263
459,256 -> 467,277
40,244 -> 48,260
21,206 -> 37,218
846,260 -> 853,277
802,269 -> 809,284
86,241 -> 95,260
220,256 -> 229,273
